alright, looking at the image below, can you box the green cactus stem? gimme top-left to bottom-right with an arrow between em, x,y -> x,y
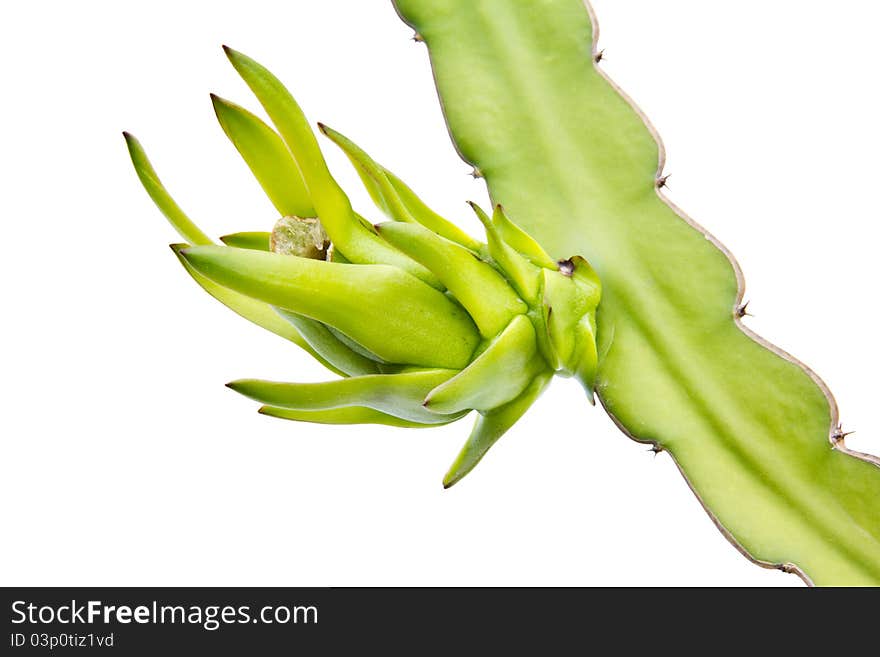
393,0 -> 880,585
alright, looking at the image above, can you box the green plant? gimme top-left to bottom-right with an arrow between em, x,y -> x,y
393,0 -> 880,585
125,1 -> 880,586
125,47 -> 600,489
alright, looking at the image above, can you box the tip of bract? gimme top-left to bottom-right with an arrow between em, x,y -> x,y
222,45 -> 248,68
222,45 -> 252,69
442,471 -> 463,489
170,244 -> 195,261
122,131 -> 140,154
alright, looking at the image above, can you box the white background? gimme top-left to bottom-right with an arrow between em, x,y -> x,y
1,0 -> 877,586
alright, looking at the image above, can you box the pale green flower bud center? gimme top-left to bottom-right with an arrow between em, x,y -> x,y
270,216 -> 330,260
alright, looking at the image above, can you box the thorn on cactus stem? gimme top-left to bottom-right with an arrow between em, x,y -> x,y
656,174 -> 671,189
735,301 -> 752,318
470,167 -> 483,179
411,31 -> 424,43
594,49 -> 605,63
831,424 -> 854,444
649,444 -> 664,455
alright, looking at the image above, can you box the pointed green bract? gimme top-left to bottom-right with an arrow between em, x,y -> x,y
555,256 -> 602,396
469,202 -> 541,303
180,245 -> 480,369
124,133 -> 213,246
274,308 -> 379,377
320,123 -> 479,249
259,405 -> 446,428
443,371 -> 553,488
569,256 -> 601,305
377,221 -> 526,338
491,205 -> 556,269
222,47 -> 439,287
318,123 -> 416,224
425,315 -> 545,414
396,0 -> 880,583
228,370 -> 466,424
222,46 -> 345,223
219,231 -> 271,251
542,265 -> 600,373
168,244 -> 338,374
345,154 -> 393,217
210,94 -> 314,217
571,318 -> 598,401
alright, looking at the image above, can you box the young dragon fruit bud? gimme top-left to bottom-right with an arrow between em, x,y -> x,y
124,48 -> 601,487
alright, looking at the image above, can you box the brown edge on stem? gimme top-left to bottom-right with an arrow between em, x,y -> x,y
391,0 -> 878,587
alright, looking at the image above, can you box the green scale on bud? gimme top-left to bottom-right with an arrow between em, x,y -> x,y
124,48 -> 600,487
